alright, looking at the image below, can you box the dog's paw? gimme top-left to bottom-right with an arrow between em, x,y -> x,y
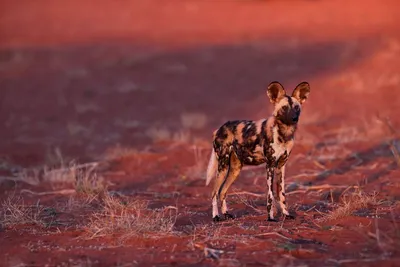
267,217 -> 278,222
223,213 -> 235,220
213,215 -> 222,222
285,213 -> 296,220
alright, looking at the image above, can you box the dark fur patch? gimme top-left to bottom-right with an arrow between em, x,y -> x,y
276,120 -> 296,143
287,96 -> 293,107
242,122 -> 256,140
213,120 -> 267,166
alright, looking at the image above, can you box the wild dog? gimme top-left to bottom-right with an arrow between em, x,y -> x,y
206,81 -> 310,222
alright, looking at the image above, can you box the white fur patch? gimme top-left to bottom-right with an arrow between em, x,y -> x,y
206,150 -> 218,186
221,199 -> 228,214
291,97 -> 301,106
271,127 -> 287,159
212,197 -> 219,218
271,127 -> 294,160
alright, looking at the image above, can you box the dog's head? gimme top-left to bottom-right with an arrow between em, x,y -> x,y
266,81 -> 310,125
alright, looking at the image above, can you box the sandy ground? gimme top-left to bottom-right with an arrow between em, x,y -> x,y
1,0 -> 400,266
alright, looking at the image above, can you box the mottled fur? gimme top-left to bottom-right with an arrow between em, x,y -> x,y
206,81 -> 310,221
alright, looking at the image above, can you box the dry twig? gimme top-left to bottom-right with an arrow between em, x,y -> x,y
21,189 -> 76,196
255,232 -> 293,241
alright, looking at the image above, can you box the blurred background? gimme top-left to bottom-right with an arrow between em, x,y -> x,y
1,0 -> 400,167
1,2 -> 400,265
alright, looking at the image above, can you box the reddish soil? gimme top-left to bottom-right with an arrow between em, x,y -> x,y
1,0 -> 400,266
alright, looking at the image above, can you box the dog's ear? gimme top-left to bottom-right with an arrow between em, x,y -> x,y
267,81 -> 286,104
292,82 -> 310,104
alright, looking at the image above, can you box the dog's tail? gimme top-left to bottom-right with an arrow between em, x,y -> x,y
206,149 -> 218,186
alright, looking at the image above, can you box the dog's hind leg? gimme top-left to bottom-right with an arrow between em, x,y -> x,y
266,166 -> 277,221
219,152 -> 242,220
211,151 -> 230,221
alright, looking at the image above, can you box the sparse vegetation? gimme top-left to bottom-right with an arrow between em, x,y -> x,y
145,126 -> 172,142
72,164 -> 106,196
103,145 -> 140,161
0,125 -> 399,266
0,148 -> 107,197
181,112 -> 208,130
145,126 -> 193,144
85,194 -> 177,239
0,196 -> 46,227
2,1 -> 400,265
376,114 -> 400,167
232,190 -> 264,214
183,146 -> 208,179
324,189 -> 383,221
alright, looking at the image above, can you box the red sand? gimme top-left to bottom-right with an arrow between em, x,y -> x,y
1,0 -> 400,266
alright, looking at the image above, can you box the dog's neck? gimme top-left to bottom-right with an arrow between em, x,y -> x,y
270,116 -> 297,143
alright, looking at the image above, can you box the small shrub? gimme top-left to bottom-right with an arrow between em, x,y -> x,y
85,194 -> 177,238
324,189 -> 383,221
0,196 -> 45,227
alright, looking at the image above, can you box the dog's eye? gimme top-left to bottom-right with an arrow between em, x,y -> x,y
294,105 -> 300,111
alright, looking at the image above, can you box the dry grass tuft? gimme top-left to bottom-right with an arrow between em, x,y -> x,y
9,168 -> 42,186
72,164 -> 106,196
145,126 -> 193,144
145,126 -> 172,142
7,148 -> 107,196
183,146 -> 208,179
41,161 -> 107,197
180,112 -> 208,130
376,114 -> 400,167
85,194 -> 177,239
103,145 -> 140,161
324,189 -> 383,221
0,196 -> 45,227
39,159 -> 106,196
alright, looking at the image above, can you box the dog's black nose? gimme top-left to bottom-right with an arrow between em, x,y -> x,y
292,116 -> 299,122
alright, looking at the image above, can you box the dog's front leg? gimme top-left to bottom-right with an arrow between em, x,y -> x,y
276,165 -> 289,216
266,166 -> 277,221
276,165 -> 296,220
